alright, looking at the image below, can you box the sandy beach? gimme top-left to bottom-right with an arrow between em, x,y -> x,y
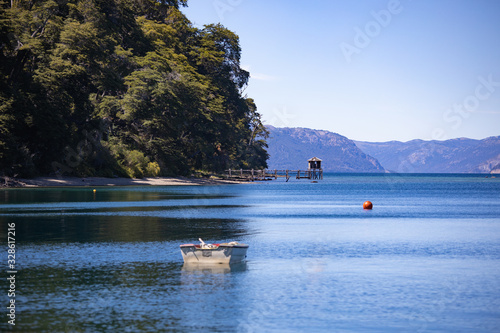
2,176 -> 244,188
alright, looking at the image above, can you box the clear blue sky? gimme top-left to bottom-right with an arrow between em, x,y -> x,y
181,0 -> 500,142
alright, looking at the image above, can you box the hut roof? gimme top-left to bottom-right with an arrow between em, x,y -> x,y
308,157 -> 322,162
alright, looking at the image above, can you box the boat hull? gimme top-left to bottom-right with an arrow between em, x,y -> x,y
181,262 -> 247,273
180,243 -> 248,264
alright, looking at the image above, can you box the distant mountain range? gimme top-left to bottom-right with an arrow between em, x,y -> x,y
266,126 -> 500,173
266,126 -> 385,172
355,136 -> 500,173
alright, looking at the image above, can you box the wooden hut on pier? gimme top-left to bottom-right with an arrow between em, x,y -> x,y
308,157 -> 322,170
307,157 -> 323,180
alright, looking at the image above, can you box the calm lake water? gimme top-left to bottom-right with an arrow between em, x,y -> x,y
1,173 -> 500,332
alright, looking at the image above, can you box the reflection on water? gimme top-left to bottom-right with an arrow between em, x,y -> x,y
0,186 -> 249,244
0,215 -> 248,243
178,262 -> 248,332
0,186 -> 232,204
181,262 -> 247,274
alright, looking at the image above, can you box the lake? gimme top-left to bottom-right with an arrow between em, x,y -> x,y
1,173 -> 500,332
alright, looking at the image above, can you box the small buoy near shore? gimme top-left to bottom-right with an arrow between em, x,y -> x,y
363,201 -> 373,210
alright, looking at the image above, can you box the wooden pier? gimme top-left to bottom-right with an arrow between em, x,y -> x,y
225,168 -> 323,182
226,157 -> 323,182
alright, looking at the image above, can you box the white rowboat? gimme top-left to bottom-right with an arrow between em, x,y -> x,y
180,238 -> 248,264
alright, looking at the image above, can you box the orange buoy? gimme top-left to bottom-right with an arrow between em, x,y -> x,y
363,201 -> 373,210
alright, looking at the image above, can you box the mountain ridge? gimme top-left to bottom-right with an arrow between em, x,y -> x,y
265,126 -> 500,173
355,135 -> 500,173
265,126 -> 385,172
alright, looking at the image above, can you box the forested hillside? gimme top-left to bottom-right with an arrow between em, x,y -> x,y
0,0 -> 268,177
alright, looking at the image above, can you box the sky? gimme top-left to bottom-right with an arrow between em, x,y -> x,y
181,0 -> 500,142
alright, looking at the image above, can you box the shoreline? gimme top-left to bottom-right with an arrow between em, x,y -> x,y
1,176 -> 246,188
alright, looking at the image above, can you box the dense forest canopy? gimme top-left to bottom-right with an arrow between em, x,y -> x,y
0,0 -> 268,177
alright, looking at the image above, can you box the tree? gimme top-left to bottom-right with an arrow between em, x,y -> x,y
0,0 -> 268,177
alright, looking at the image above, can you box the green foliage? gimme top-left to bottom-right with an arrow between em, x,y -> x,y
0,0 -> 268,178
146,161 -> 161,177
122,150 -> 150,178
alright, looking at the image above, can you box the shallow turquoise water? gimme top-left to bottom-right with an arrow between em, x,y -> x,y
1,174 -> 500,332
